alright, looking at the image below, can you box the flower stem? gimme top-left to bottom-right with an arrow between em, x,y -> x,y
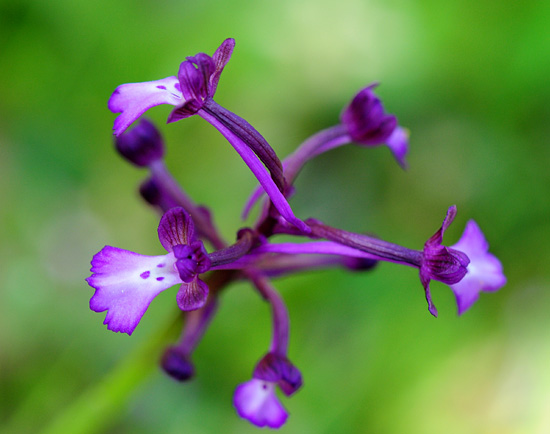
41,312 -> 182,434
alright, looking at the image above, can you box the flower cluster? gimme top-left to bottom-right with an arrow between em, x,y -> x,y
87,38 -> 506,429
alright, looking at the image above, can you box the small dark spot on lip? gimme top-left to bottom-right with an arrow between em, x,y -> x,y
156,277 -> 165,281
140,271 -> 150,279
157,263 -> 165,268
156,85 -> 166,90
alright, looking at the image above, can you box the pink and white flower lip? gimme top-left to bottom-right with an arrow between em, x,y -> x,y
233,353 -> 302,429
450,220 -> 506,315
234,379 -> 288,429
86,207 -> 212,335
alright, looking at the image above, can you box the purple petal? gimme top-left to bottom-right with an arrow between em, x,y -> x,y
385,126 -> 409,169
86,246 -> 180,335
234,379 -> 288,429
177,55 -> 214,103
176,278 -> 209,311
157,207 -> 195,252
450,220 -> 506,314
108,76 -> 183,136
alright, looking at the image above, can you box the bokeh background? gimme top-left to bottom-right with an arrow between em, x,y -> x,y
1,0 -> 549,433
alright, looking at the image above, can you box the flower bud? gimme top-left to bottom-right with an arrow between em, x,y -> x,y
115,118 -> 164,167
161,346 -> 195,382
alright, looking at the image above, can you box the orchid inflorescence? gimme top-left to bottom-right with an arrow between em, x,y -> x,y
86,38 -> 506,429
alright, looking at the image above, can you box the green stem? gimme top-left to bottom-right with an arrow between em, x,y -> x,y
40,313 -> 181,434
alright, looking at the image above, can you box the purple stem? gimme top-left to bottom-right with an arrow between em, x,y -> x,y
198,108 -> 310,234
283,124 -> 349,184
306,220 -> 424,268
242,125 -> 349,220
176,298 -> 219,355
246,272 -> 289,355
208,229 -> 257,267
202,99 -> 285,190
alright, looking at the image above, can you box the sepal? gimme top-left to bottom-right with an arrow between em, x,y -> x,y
157,207 -> 195,252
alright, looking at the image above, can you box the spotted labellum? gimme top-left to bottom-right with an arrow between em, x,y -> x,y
87,38 -> 506,429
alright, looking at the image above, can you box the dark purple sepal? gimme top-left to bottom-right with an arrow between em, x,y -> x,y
180,53 -> 215,102
209,38 -> 235,96
114,118 -> 164,167
419,206 -> 470,316
341,83 -> 397,145
253,353 -> 303,397
176,278 -> 209,311
157,207 -> 195,252
161,346 -> 195,381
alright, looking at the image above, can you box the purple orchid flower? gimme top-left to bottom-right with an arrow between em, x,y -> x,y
242,83 -> 409,220
449,220 -> 506,314
108,39 -> 309,233
340,83 -> 409,168
303,205 -> 505,316
86,207 -> 211,335
234,353 -> 302,429
233,273 -> 302,428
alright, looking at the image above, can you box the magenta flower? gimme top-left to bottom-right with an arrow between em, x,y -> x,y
234,353 -> 302,429
341,83 -> 409,168
86,208 -> 211,335
242,83 -> 409,219
108,38 -> 309,233
449,220 -> 506,314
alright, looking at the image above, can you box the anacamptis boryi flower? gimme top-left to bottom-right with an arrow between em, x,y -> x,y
86,207 -> 211,335
108,38 -> 310,234
91,36 -> 507,430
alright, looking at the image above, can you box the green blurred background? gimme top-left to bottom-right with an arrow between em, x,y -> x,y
1,0 -> 549,433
